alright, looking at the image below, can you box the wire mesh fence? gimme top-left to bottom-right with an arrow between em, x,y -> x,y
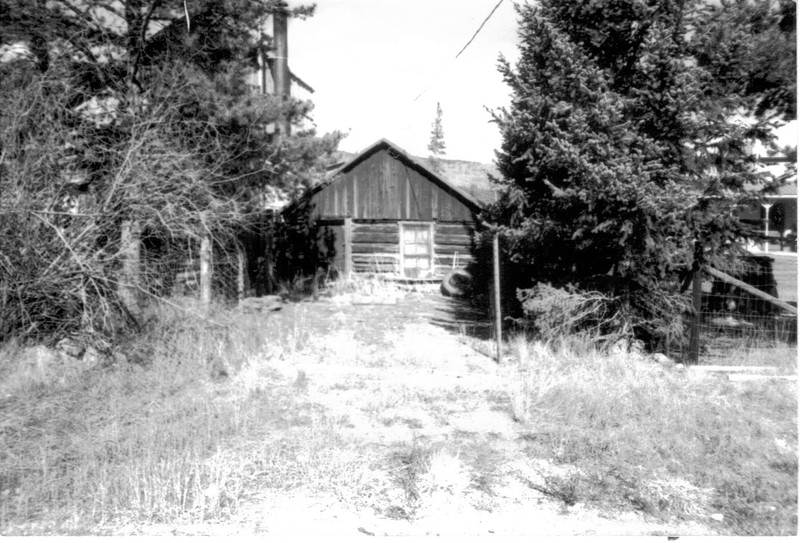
666,254 -> 797,364
130,229 -> 795,368
137,236 -> 247,307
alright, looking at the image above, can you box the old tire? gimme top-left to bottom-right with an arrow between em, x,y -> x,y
441,269 -> 473,297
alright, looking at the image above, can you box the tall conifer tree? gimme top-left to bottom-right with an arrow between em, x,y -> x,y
428,101 -> 447,173
487,0 -> 794,341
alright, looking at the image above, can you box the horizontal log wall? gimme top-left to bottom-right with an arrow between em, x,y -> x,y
352,223 -> 399,245
347,221 -> 475,279
351,242 -> 397,254
352,222 -> 400,275
434,222 -> 474,277
352,254 -> 399,274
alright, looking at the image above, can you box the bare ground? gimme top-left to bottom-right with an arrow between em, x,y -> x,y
127,292 -> 718,536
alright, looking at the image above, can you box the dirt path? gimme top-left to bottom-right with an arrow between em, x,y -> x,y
142,292 -> 717,536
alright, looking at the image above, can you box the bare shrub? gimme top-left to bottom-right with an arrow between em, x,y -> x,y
516,282 -> 690,350
0,64 -> 329,344
516,283 -> 614,345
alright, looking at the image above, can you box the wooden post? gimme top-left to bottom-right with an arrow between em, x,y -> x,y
762,203 -> 773,252
264,213 -> 274,294
272,5 -> 291,136
688,242 -> 703,364
493,233 -> 502,365
200,236 -> 212,308
237,246 -> 245,301
80,282 -> 90,331
343,217 -> 353,278
119,220 -> 140,315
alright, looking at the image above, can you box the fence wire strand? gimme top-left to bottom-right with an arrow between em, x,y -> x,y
668,254 -> 797,364
138,237 -> 245,307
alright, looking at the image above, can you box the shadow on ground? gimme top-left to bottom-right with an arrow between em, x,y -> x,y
423,293 -> 493,340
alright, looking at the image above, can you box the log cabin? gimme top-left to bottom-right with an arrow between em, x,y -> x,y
288,138 -> 483,282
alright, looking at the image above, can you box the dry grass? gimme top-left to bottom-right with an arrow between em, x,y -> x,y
0,295 -> 795,536
322,273 -> 405,298
502,336 -> 798,535
0,298 -> 495,535
0,303 -> 384,534
701,343 -> 798,373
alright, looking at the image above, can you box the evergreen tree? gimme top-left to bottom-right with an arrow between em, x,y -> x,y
427,101 -> 446,173
0,0 -> 339,208
693,0 -> 796,121
428,102 -> 447,156
487,0 -> 792,342
0,0 -> 341,340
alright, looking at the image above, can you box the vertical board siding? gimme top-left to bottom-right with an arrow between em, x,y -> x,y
312,148 -> 476,222
333,185 -> 340,217
404,170 -> 411,219
354,172 -> 359,219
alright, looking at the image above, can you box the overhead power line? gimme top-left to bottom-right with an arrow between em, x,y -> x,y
412,0 -> 505,102
455,0 -> 505,59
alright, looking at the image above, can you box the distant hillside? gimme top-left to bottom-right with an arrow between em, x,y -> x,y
418,157 -> 499,205
329,150 -> 499,205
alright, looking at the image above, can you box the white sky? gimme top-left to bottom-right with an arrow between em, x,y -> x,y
288,0 -> 521,163
287,0 -> 796,164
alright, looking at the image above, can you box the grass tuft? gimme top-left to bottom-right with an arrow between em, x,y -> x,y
0,301 -> 406,535
1,296 -> 795,536
503,335 -> 798,535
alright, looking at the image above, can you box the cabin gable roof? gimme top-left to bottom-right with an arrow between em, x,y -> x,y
308,138 -> 483,215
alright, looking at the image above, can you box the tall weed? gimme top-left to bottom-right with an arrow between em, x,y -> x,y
0,305 -> 282,532
504,337 -> 797,535
0,301 -> 397,534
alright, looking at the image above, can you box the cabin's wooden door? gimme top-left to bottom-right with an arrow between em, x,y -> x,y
400,223 -> 433,278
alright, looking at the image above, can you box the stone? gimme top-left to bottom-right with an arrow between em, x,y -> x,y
83,346 -> 102,366
56,338 -> 85,359
609,338 -> 646,356
650,353 -> 675,367
629,339 -> 645,355
112,351 -> 130,366
240,295 -> 283,313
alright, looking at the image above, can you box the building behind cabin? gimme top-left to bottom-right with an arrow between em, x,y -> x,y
736,156 -> 797,253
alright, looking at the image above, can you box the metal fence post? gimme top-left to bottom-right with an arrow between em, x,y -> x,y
493,232 -> 502,365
